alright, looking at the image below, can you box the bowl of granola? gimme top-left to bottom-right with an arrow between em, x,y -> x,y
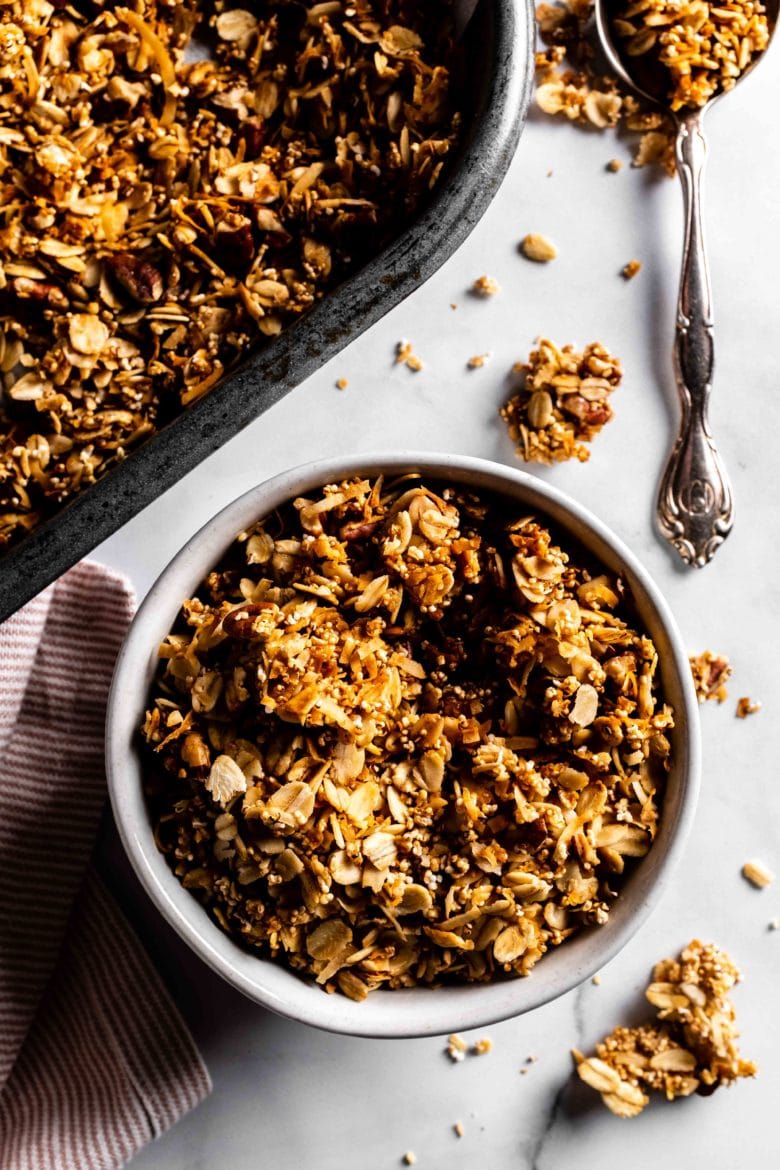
106,453 -> 700,1037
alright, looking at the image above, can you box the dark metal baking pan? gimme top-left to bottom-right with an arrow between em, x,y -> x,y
0,0 -> 534,623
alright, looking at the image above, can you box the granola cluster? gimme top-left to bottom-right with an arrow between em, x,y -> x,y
614,0 -> 770,111
143,475 -> 673,999
0,1 -> 458,548
501,338 -> 623,464
534,1 -> 678,174
575,939 -> 756,1116
689,650 -> 731,702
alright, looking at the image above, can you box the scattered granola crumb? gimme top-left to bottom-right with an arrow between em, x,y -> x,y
689,652 -> 731,703
520,1068 -> 528,1076
607,158 -> 623,173
526,1054 -> 539,1064
742,860 -> 775,890
535,3 -> 678,175
403,1153 -> 417,1166
501,337 -> 622,464
622,260 -> 642,280
768,918 -> 780,931
736,697 -> 761,718
473,1037 -> 493,1056
336,378 -> 349,391
446,1034 -> 468,1063
451,303 -> 458,310
453,1121 -> 465,1138
592,974 -> 602,986
574,939 -> 756,1118
472,275 -> 500,297
547,169 -> 554,177
520,233 -> 558,263
467,354 -> 490,370
395,340 -> 424,372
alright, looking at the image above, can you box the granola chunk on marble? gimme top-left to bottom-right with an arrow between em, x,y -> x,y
689,651 -> 731,702
395,340 -> 424,372
501,339 -> 623,464
575,939 -> 756,1116
742,860 -> 774,889
0,1 -> 459,548
520,234 -> 558,263
143,475 -> 673,998
472,275 -> 500,297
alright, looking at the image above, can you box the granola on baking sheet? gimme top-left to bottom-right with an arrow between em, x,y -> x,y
501,338 -> 623,464
142,474 -> 674,998
0,1 -> 459,548
575,939 -> 756,1116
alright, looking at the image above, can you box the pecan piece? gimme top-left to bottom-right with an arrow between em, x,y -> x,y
106,253 -> 164,305
214,214 -> 255,273
9,278 -> 69,310
240,116 -> 266,159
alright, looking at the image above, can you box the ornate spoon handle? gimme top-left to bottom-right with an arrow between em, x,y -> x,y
656,111 -> 734,568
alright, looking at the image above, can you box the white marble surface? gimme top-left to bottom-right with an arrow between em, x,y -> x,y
97,45 -> 780,1170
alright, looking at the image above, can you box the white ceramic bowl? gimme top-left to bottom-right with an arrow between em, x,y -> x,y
106,453 -> 700,1038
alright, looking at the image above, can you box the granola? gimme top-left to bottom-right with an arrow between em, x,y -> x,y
446,1033 -> 468,1061
741,860 -> 774,889
471,275 -> 500,297
736,696 -> 760,718
396,340 -> 424,372
614,0 -> 770,111
0,1 -> 458,548
689,650 -> 731,702
520,233 -> 558,263
534,1 -> 677,175
501,338 -> 623,464
143,475 -> 673,998
575,939 -> 756,1116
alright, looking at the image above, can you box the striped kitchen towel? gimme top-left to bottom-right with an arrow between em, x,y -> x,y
0,562 -> 211,1170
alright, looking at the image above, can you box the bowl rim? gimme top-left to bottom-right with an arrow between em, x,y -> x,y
106,452 -> 701,1038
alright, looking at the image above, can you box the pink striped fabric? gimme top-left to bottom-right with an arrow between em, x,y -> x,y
0,562 -> 211,1170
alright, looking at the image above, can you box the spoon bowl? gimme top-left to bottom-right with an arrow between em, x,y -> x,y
595,0 -> 778,113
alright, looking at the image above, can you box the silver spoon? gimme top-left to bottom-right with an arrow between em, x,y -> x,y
594,0 -> 778,567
